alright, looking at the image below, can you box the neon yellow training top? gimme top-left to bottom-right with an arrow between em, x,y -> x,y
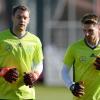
64,39 -> 100,100
0,29 -> 43,100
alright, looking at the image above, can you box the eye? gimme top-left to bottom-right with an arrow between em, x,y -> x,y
88,29 -> 93,33
83,29 -> 94,34
23,17 -> 28,20
88,29 -> 93,32
16,16 -> 21,19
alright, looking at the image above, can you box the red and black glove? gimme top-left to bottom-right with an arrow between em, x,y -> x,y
94,56 -> 100,70
24,72 -> 36,88
3,68 -> 19,83
70,81 -> 85,97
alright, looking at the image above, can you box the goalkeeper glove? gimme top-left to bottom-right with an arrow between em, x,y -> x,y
24,72 -> 39,88
94,56 -> 100,70
70,81 -> 85,97
3,68 -> 19,83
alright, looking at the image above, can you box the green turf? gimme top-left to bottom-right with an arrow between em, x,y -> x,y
35,84 -> 73,100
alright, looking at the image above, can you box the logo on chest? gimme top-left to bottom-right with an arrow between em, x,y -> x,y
5,44 -> 13,52
79,56 -> 88,62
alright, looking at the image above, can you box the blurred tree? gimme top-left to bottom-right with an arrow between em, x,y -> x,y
0,0 -> 8,30
36,0 -> 44,43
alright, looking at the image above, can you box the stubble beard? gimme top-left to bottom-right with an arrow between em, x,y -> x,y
87,36 -> 97,45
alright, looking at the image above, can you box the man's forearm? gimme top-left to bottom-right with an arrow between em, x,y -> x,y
61,64 -> 74,88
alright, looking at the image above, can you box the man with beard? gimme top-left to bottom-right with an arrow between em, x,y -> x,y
0,5 -> 43,100
61,14 -> 100,100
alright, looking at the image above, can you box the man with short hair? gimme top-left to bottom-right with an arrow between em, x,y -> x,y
0,5 -> 43,100
61,13 -> 100,100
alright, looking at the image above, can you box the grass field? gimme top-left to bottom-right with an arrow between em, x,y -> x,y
35,83 -> 73,100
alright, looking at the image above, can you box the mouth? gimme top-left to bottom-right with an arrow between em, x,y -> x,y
19,23 -> 25,27
87,36 -> 96,43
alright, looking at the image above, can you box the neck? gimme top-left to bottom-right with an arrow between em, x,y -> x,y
12,29 -> 26,38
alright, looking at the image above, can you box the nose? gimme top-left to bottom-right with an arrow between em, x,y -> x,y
85,32 -> 89,35
20,17 -> 25,22
21,18 -> 24,22
84,30 -> 89,35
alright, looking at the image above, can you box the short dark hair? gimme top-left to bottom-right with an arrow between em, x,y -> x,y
12,5 -> 30,16
81,13 -> 99,24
